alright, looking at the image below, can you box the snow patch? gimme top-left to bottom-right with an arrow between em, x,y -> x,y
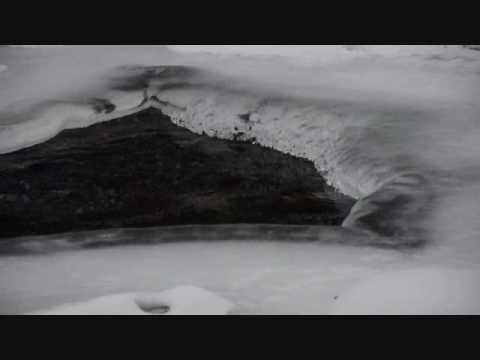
168,45 -> 480,68
0,91 -> 145,154
331,268 -> 480,315
8,45 -> 66,49
29,286 -> 234,315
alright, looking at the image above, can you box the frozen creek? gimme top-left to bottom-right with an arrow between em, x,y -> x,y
1,45 -> 480,314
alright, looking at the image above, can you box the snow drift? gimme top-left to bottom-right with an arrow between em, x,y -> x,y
29,286 -> 234,315
331,268 -> 480,315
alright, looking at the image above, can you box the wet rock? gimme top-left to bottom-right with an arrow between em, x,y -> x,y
0,194 -> 17,202
0,108 -> 354,239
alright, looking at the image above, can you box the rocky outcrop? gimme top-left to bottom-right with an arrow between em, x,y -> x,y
0,108 -> 354,239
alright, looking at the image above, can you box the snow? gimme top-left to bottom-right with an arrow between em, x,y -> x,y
1,243 -> 476,315
168,45 -> 480,69
0,93 -> 147,154
0,64 -> 6,73
8,45 -> 65,48
331,268 -> 480,315
1,45 -> 480,315
0,241 -> 403,315
6,240 -> 479,315
29,286 -> 234,315
0,103 -> 96,154
2,240 -> 478,315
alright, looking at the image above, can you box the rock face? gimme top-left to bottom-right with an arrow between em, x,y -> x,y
0,108 -> 354,239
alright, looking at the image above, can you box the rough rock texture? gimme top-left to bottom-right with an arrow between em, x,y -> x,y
0,108 -> 354,239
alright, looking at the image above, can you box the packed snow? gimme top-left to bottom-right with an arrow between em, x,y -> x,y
0,240 -> 478,315
332,268 -> 480,315
0,242 -> 402,315
169,45 -> 480,68
29,286 -> 234,315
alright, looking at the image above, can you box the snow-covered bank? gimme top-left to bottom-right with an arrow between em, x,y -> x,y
0,93 -> 146,154
38,268 -> 480,315
30,286 -> 234,315
1,241 -> 479,315
332,268 -> 480,315
169,45 -> 480,68
0,241 -> 405,315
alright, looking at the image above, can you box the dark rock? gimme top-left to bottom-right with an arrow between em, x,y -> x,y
238,113 -> 252,123
0,108 -> 354,239
91,98 -> 116,114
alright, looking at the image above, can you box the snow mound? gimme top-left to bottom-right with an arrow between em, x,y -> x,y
29,286 -> 234,315
331,268 -> 480,315
168,45 -> 480,67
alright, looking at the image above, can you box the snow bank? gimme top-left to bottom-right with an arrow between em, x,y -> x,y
331,268 -> 480,315
8,45 -> 62,48
0,90 -> 146,154
29,286 -> 234,315
170,45 -> 358,65
168,45 -> 480,68
3,241 -> 479,315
